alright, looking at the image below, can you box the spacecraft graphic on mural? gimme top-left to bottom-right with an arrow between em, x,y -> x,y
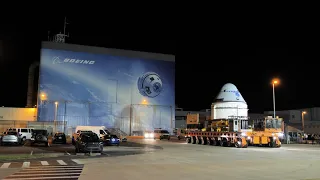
137,72 -> 163,98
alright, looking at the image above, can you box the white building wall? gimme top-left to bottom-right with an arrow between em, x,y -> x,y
212,102 -> 248,119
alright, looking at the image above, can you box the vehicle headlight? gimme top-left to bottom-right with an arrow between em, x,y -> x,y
241,132 -> 246,136
247,136 -> 251,140
150,133 -> 154,138
277,132 -> 284,137
144,133 -> 149,138
273,136 -> 276,140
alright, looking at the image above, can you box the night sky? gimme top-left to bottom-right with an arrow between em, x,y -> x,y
0,17 -> 317,113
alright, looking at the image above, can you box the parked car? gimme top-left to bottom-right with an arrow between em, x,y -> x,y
153,129 -> 171,140
104,134 -> 120,146
74,132 -> 103,153
52,132 -> 67,144
6,128 -> 34,143
31,129 -> 49,147
0,131 -> 22,145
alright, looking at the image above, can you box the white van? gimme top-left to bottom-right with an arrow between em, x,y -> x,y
6,128 -> 34,142
75,126 -> 109,139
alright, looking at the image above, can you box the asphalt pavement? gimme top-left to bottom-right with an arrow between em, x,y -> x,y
79,139 -> 320,180
5,138 -> 320,180
0,141 -> 162,155
0,143 -> 163,179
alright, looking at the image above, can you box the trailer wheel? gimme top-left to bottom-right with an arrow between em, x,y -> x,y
196,137 -> 201,144
191,136 -> 196,144
207,138 -> 212,145
269,138 -> 276,148
269,141 -> 275,148
201,137 -> 207,145
219,140 -> 224,147
212,140 -> 217,146
226,141 -> 232,147
235,141 -> 241,148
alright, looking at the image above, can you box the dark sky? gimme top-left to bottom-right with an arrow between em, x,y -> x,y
0,16 -> 317,113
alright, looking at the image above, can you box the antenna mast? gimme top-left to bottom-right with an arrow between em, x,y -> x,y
51,17 -> 69,43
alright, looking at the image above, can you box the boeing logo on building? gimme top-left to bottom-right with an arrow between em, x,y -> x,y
52,56 -> 95,65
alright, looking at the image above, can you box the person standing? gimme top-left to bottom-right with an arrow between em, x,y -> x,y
287,134 -> 291,144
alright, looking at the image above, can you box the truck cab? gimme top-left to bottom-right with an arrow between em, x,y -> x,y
248,117 -> 283,147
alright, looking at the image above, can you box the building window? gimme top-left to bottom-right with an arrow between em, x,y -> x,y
292,115 -> 295,118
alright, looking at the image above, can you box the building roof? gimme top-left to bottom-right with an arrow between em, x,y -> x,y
214,83 -> 246,104
41,41 -> 175,62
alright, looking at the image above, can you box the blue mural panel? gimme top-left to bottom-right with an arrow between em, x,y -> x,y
37,48 -> 175,133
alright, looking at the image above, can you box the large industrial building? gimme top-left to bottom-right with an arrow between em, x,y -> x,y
35,42 -> 175,135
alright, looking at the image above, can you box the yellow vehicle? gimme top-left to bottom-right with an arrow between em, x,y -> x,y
244,117 -> 283,148
211,119 -> 229,132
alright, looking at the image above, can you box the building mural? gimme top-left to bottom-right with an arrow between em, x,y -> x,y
38,47 -> 175,134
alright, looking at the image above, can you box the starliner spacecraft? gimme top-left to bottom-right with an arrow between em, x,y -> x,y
211,83 -> 248,120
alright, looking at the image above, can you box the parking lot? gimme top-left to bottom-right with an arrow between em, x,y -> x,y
78,139 -> 320,180
1,138 -> 320,179
0,139 -> 162,161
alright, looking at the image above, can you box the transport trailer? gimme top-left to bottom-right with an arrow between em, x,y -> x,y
186,131 -> 248,148
185,113 -> 249,148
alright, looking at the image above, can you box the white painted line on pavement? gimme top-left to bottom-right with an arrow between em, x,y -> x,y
9,172 -> 81,177
17,170 -> 82,175
23,168 -> 83,171
0,163 -> 10,168
41,161 -> 49,165
71,159 -> 83,164
25,166 -> 82,169
22,162 -> 30,168
57,160 -> 67,165
3,176 -> 81,180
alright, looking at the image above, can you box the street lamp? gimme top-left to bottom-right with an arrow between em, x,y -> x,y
272,79 -> 279,118
54,102 -> 58,132
302,111 -> 306,132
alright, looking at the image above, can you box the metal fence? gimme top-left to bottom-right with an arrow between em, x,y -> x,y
0,120 -> 67,136
37,100 -> 174,135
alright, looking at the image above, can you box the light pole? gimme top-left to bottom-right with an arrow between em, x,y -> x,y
302,111 -> 306,132
39,93 -> 47,121
272,79 -> 279,118
54,101 -> 58,132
